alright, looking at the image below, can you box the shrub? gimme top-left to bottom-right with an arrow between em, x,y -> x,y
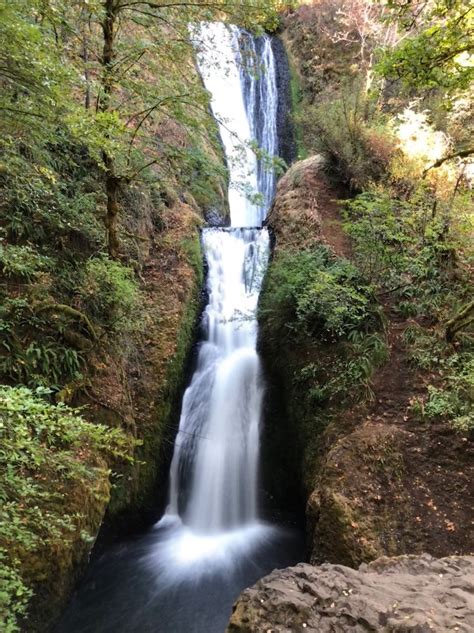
344,183 -> 474,351
78,257 -> 143,334
0,137 -> 103,250
295,81 -> 396,189
0,385 -> 133,631
296,332 -> 389,406
260,245 -> 382,342
404,336 -> 474,433
0,244 -> 52,281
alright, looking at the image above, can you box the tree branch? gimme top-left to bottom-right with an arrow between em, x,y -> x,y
423,147 -> 474,176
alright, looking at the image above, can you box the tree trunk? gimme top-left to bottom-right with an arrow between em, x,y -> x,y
100,0 -> 120,257
81,18 -> 91,109
445,300 -> 474,342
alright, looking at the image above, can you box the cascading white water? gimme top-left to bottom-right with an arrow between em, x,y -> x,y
163,21 -> 279,550
167,228 -> 269,534
239,32 -> 278,217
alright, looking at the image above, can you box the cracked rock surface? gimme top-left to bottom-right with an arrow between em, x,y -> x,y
227,555 -> 474,632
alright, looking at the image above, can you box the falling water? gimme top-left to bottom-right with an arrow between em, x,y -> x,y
164,23 -> 277,536
239,31 -> 278,214
167,228 -> 269,534
57,22 -> 300,633
163,21 -> 277,543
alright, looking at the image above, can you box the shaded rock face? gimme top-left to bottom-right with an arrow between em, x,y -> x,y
228,555 -> 474,632
271,35 -> 296,166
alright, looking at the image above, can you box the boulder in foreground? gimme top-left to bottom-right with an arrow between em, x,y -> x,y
228,555 -> 474,632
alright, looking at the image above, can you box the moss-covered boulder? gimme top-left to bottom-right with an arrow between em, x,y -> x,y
0,386 -> 132,632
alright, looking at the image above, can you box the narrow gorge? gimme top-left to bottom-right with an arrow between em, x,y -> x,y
56,23 -> 301,633
1,2 -> 472,632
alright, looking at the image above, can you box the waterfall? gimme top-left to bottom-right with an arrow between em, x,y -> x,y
239,32 -> 278,216
164,22 -> 278,541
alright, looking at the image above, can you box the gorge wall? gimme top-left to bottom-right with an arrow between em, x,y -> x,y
257,0 -> 473,575
259,155 -> 473,567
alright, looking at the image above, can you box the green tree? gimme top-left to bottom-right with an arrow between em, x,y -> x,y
381,0 -> 474,91
41,0 -> 280,256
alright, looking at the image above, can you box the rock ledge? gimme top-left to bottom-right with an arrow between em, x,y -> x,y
228,555 -> 474,632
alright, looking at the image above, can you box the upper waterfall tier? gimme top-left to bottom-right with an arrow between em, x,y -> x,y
195,23 -> 278,227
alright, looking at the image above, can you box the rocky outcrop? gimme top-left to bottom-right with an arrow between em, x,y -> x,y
266,154 -> 349,257
259,154 -> 474,566
266,155 -> 324,250
228,555 -> 474,632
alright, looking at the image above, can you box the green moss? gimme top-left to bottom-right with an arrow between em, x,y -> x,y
313,490 -> 382,566
106,233 -> 203,526
181,234 -> 205,285
288,56 -> 308,161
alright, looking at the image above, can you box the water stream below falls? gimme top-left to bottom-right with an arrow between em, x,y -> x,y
57,23 -> 302,633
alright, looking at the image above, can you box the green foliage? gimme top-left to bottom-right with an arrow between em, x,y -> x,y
380,0 -> 474,91
295,81 -> 396,189
260,245 -> 382,342
0,550 -> 31,633
0,136 -> 103,248
0,385 -> 133,632
411,373 -> 473,432
78,257 -> 143,335
0,1 -> 76,133
404,325 -> 473,432
344,186 -> 471,299
0,296 -> 86,388
0,244 -> 52,281
297,332 -> 388,406
402,325 -> 448,370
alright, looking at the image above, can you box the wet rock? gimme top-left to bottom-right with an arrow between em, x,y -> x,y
228,555 -> 474,632
205,206 -> 229,227
271,35 -> 296,166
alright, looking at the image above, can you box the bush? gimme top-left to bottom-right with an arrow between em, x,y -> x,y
407,335 -> 474,432
0,295 -> 87,389
343,184 -> 474,348
296,331 -> 389,405
0,385 -> 133,632
0,244 -> 52,281
0,137 -> 103,250
260,245 -> 382,342
78,257 -> 143,334
295,82 -> 396,189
